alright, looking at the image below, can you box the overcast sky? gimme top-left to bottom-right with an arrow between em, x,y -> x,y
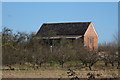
2,2 -> 118,43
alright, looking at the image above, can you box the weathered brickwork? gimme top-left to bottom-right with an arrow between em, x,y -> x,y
84,23 -> 98,51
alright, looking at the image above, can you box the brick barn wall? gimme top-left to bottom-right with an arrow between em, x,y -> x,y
84,23 -> 98,51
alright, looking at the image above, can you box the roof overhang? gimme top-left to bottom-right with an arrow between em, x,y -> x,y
37,35 -> 83,40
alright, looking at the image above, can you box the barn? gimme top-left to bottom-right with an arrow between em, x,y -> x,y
36,22 -> 98,51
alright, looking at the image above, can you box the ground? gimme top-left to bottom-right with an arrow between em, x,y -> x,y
2,61 -> 119,79
2,69 -> 118,78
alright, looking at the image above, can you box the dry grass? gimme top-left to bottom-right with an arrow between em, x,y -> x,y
2,68 -> 119,78
2,61 -> 119,78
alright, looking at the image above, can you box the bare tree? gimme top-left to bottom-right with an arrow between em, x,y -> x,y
53,38 -> 75,68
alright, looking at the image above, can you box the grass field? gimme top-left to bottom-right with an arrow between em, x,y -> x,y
2,61 -> 119,78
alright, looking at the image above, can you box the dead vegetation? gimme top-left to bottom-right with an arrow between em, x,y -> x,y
1,27 -> 119,79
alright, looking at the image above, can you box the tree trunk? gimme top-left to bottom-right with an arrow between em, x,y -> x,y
89,66 -> 92,70
85,63 -> 87,67
82,62 -> 84,66
39,63 -> 42,67
61,62 -> 64,68
118,61 -> 120,67
36,66 -> 39,69
60,61 -> 64,68
50,62 -> 53,66
117,61 -> 120,69
105,62 -> 107,66
111,62 -> 114,66
20,62 -> 22,65
89,63 -> 94,70
33,64 -> 36,70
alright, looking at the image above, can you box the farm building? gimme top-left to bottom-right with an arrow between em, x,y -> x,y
36,22 -> 98,51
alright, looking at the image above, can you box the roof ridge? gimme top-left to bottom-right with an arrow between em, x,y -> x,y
43,22 -> 91,25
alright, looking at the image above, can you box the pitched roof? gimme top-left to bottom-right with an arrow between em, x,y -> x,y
36,22 -> 91,37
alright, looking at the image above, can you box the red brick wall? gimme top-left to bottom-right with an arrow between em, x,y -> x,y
84,23 -> 98,51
